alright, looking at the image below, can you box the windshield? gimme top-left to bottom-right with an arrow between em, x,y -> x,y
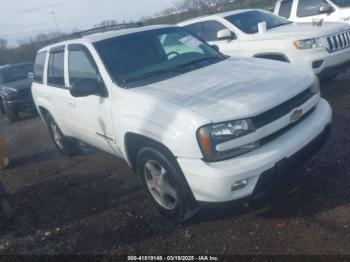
330,0 -> 350,7
94,27 -> 223,86
225,10 -> 292,34
0,63 -> 33,84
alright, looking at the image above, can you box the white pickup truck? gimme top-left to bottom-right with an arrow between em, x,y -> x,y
274,0 -> 350,24
32,25 -> 332,221
179,9 -> 350,80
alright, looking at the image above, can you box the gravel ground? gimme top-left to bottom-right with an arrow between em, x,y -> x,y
0,71 -> 349,256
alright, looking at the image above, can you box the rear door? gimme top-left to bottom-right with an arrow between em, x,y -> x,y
45,46 -> 73,135
66,44 -> 116,154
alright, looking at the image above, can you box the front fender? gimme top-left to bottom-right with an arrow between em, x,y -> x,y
116,115 -> 204,161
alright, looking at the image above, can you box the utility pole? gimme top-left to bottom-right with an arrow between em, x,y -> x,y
51,11 -> 61,32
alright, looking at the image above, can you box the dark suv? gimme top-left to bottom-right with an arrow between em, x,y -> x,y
0,62 -> 35,122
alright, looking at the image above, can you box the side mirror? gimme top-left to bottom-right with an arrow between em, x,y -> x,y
211,45 -> 219,52
217,29 -> 235,41
319,4 -> 334,14
28,72 -> 34,80
70,79 -> 103,98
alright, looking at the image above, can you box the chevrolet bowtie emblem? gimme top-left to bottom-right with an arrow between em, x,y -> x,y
290,109 -> 303,123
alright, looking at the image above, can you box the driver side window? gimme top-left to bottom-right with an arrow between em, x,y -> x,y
202,21 -> 229,42
297,0 -> 330,17
68,45 -> 100,87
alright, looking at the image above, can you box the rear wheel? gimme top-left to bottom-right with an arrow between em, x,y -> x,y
137,146 -> 198,222
46,113 -> 81,156
4,106 -> 19,122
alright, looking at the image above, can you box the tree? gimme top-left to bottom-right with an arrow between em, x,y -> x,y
0,39 -> 7,50
94,20 -> 118,28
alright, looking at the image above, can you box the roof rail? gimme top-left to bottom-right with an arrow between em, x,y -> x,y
72,22 -> 144,38
46,22 -> 144,44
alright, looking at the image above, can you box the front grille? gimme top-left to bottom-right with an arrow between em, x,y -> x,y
326,30 -> 350,53
252,87 -> 314,129
260,107 -> 316,146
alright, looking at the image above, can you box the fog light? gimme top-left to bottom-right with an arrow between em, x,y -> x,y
231,179 -> 249,191
312,60 -> 324,69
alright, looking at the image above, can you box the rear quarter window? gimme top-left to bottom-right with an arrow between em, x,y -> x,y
34,51 -> 47,83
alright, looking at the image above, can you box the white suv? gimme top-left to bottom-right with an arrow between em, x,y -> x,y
178,9 -> 350,80
274,0 -> 350,24
32,25 -> 332,221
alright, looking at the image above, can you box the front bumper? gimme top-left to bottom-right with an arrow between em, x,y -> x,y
292,47 -> 350,78
317,60 -> 350,80
177,99 -> 332,203
3,97 -> 35,113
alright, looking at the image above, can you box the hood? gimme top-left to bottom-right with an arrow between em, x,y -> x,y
1,78 -> 32,92
133,57 -> 314,123
252,22 -> 350,40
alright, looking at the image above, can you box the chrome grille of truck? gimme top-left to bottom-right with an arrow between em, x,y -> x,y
326,30 -> 350,53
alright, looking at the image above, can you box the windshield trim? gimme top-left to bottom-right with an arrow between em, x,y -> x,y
93,27 -> 225,88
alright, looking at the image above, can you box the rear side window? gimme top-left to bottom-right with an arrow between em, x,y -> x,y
48,48 -> 65,87
278,0 -> 293,18
68,46 -> 99,86
297,0 -> 328,17
202,21 -> 228,41
183,23 -> 203,39
34,52 -> 47,83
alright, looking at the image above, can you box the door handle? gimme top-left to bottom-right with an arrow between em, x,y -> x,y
69,101 -> 76,107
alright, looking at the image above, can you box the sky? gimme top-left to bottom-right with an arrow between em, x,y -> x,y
0,0 -> 175,46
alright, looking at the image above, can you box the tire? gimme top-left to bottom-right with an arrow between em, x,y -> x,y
0,99 -> 4,114
4,106 -> 19,122
0,198 -> 15,221
137,146 -> 199,222
321,73 -> 339,83
46,113 -> 81,156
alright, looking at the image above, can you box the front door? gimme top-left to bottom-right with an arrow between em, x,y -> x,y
202,20 -> 241,56
66,44 -> 117,155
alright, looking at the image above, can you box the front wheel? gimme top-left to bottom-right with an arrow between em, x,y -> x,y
137,146 -> 198,222
0,198 -> 15,221
46,114 -> 81,156
0,99 -> 5,114
4,107 -> 19,122
2,99 -> 19,122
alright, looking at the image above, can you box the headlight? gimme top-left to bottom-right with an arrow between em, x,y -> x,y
293,38 -> 324,49
197,119 -> 259,162
311,75 -> 321,95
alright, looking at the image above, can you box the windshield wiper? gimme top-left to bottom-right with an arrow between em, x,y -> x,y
124,68 -> 181,83
176,56 -> 222,70
123,56 -> 223,84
